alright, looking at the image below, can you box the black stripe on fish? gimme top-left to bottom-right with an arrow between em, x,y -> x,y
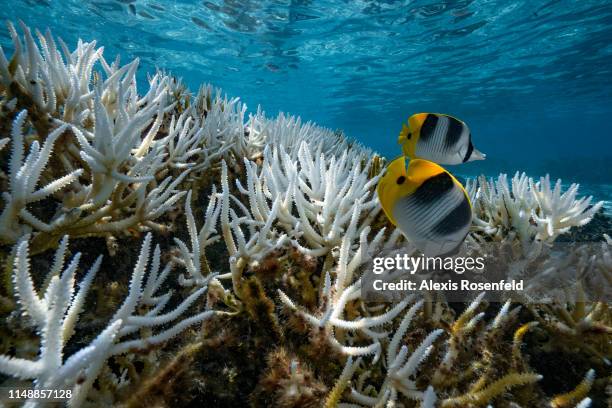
419,114 -> 438,142
445,117 -> 463,149
432,195 -> 471,235
411,172 -> 454,205
463,138 -> 474,162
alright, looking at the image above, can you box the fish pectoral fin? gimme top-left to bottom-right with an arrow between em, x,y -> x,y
470,149 -> 486,160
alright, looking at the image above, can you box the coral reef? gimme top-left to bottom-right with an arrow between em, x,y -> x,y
0,22 -> 610,408
466,172 -> 603,251
1,233 -> 216,407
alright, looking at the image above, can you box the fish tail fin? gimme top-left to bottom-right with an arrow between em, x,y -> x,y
470,149 -> 486,161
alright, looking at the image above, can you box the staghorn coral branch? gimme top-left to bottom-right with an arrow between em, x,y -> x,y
0,111 -> 83,242
278,219 -> 400,361
0,233 -> 216,407
576,398 -> 592,408
468,172 -> 604,252
231,140 -> 379,258
0,21 -> 100,122
172,189 -> 222,286
421,386 -> 437,408
530,175 -> 603,241
325,357 -> 361,408
440,372 -> 542,407
550,369 -> 595,408
347,300 -> 444,407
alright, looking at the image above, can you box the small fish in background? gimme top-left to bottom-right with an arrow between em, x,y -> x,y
398,113 -> 486,165
451,8 -> 472,18
138,10 -> 155,19
377,157 -> 472,256
192,16 -> 210,29
265,63 -> 280,72
148,3 -> 165,11
25,0 -> 50,7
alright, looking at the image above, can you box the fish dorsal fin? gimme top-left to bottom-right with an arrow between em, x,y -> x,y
408,113 -> 428,135
432,112 -> 465,124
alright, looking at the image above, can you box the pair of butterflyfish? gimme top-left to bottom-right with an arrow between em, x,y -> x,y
377,113 -> 485,256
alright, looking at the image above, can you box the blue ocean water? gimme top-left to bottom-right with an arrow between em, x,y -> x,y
1,0 -> 611,209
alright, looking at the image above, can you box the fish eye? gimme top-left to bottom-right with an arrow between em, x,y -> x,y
396,176 -> 406,184
407,132 -> 412,139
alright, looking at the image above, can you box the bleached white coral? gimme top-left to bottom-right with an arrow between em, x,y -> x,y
530,175 -> 603,241
192,84 -> 253,162
220,158 -> 286,250
246,107 -> 374,160
0,21 -> 100,122
278,210 -> 404,359
231,141 -> 381,258
69,88 -> 170,205
335,298 -> 545,408
172,189 -> 222,286
157,107 -> 232,174
0,136 -> 9,151
421,386 -> 437,408
0,22 -> 252,244
0,110 -> 83,242
218,133 -> 402,345
467,172 -> 603,251
0,233 -> 216,407
0,21 -> 175,128
346,300 -> 444,406
0,21 -> 384,250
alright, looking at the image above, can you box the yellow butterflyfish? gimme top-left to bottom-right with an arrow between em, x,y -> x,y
377,157 -> 472,256
399,113 -> 485,164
